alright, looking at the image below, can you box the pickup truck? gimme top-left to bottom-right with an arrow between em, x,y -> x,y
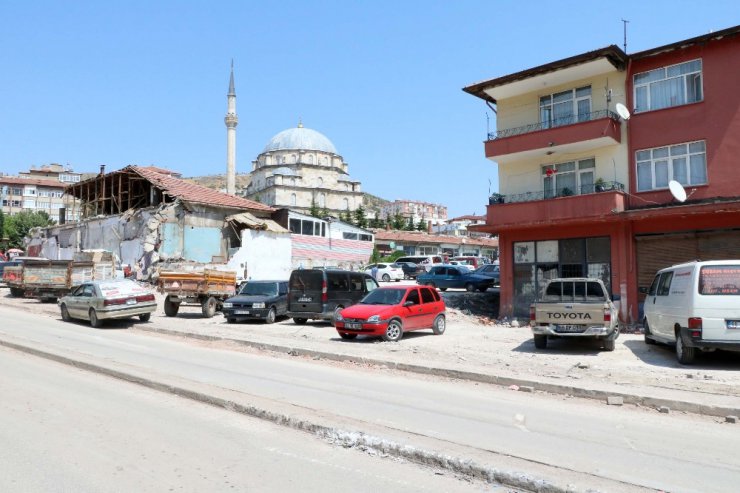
529,278 -> 619,351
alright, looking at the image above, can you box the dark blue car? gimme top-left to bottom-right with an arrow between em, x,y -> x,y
222,280 -> 289,324
417,265 -> 493,292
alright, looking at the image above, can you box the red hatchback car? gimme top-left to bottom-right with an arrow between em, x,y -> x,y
333,285 -> 446,341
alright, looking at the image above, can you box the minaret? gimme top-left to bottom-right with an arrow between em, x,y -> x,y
224,61 -> 238,195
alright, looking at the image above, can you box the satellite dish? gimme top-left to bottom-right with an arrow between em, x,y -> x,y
615,103 -> 631,121
669,180 -> 687,202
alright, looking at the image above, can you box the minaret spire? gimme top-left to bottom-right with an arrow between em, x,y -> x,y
225,60 -> 238,195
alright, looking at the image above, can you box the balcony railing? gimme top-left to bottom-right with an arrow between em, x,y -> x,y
487,110 -> 620,140
489,181 -> 625,205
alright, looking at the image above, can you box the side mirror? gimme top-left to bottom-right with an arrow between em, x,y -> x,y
638,287 -> 648,294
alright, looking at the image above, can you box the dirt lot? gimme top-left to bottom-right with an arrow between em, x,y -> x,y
5,283 -> 740,408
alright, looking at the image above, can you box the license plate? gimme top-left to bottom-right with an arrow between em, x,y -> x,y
727,320 -> 740,329
126,299 -> 136,305
234,310 -> 250,315
555,324 -> 584,333
344,322 -> 362,330
298,296 -> 312,302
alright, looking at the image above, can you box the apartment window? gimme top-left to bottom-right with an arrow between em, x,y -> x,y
540,86 -> 591,128
418,246 -> 438,255
343,232 -> 358,240
290,193 -> 296,206
59,174 -> 80,183
636,140 -> 706,192
11,187 -> 23,195
634,59 -> 702,113
23,199 -> 36,208
542,158 -> 595,197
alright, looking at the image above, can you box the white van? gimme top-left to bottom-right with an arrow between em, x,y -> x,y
642,260 -> 740,364
395,255 -> 444,272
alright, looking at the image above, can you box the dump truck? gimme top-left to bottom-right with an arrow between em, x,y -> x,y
529,278 -> 619,351
4,258 -> 115,301
157,268 -> 237,318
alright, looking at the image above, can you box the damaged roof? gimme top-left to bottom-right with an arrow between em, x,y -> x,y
132,166 -> 273,211
66,165 -> 274,218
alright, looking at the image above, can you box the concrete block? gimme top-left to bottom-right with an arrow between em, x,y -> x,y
607,396 -> 623,406
519,386 -> 534,393
659,406 -> 670,414
726,415 -> 738,423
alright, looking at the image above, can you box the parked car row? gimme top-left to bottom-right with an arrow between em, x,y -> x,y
417,264 -> 494,292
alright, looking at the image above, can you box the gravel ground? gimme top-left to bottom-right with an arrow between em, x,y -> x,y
4,284 -> 740,403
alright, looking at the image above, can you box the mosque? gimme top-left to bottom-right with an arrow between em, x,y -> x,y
224,65 -> 364,215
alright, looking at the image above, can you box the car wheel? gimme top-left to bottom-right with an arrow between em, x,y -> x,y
226,317 -> 236,324
439,287 -> 448,292
202,296 -> 217,318
89,309 -> 102,328
293,317 -> 308,325
602,337 -> 616,351
643,319 -> 656,345
432,314 -> 446,335
676,331 -> 696,365
139,313 -> 151,322
465,283 -> 476,292
477,286 -> 488,292
164,296 -> 179,317
9,287 -> 23,298
265,307 -> 277,324
533,334 -> 547,349
339,332 -> 357,340
383,319 -> 403,342
60,304 -> 71,322
382,273 -> 391,282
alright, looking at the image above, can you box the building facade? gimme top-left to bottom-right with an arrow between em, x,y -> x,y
464,26 -> 740,323
433,215 -> 488,237
1,163 -> 84,222
374,230 -> 498,260
380,199 -> 448,226
243,123 -> 363,215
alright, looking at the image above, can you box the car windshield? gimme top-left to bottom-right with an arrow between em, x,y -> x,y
360,288 -> 405,305
239,282 -> 278,296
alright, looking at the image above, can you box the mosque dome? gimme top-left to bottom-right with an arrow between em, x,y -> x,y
262,123 -> 338,155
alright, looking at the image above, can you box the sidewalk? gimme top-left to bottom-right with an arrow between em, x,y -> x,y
134,301 -> 740,419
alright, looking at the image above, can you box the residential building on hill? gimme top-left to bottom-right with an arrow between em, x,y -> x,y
380,199 -> 447,226
464,25 -> 740,322
433,215 -> 488,237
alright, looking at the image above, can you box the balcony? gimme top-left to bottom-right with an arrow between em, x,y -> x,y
485,181 -> 627,231
485,110 -> 622,164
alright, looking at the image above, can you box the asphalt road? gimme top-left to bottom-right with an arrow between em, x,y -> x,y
2,305 -> 739,492
0,345 -> 492,493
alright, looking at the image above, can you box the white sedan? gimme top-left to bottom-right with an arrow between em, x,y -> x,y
365,263 -> 404,282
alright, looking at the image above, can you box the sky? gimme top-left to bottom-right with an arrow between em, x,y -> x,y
1,1 -> 737,218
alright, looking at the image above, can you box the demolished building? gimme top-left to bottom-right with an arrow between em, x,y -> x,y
25,165 -> 290,281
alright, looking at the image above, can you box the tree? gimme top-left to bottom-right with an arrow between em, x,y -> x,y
309,198 -> 320,218
391,212 -> 406,231
369,247 -> 381,264
405,216 -> 415,231
4,210 -> 54,249
416,218 -> 428,232
320,207 -> 329,219
0,210 -> 4,243
353,205 -> 367,229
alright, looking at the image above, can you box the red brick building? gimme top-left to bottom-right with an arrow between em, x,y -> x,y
465,26 -> 740,323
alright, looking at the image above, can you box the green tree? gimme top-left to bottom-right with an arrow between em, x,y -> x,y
320,207 -> 329,219
353,205 -> 367,229
405,216 -> 415,231
369,247 -> 380,264
416,218 -> 427,232
391,212 -> 406,230
309,198 -> 320,218
0,210 -> 5,243
4,210 -> 54,249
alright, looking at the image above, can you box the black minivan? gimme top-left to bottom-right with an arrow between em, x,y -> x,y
287,269 -> 379,324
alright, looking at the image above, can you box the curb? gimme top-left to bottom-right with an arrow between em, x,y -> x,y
137,326 -> 740,419
0,337 -> 577,493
